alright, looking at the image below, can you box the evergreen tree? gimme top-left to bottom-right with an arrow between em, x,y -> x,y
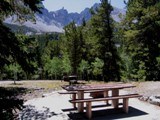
0,0 -> 43,74
62,22 -> 82,75
124,0 -> 160,80
90,0 -> 121,81
0,0 -> 43,21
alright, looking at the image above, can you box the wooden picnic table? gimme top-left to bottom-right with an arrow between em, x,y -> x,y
62,83 -> 135,91
62,83 -> 136,113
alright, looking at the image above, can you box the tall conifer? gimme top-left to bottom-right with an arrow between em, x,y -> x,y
90,0 -> 120,81
124,0 -> 160,80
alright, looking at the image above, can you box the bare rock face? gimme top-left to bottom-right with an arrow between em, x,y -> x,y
4,3 -> 125,33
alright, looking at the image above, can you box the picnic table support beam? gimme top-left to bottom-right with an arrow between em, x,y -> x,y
72,93 -> 76,108
86,101 -> 92,119
78,91 -> 84,112
112,89 -> 119,108
103,90 -> 109,104
123,98 -> 129,113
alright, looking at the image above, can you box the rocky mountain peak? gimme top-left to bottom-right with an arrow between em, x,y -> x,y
4,3 -> 126,33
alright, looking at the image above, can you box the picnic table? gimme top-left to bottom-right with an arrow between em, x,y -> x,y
61,83 -> 141,119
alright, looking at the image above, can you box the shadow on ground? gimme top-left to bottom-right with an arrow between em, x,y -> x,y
19,105 -> 59,120
67,107 -> 148,120
0,87 -> 27,120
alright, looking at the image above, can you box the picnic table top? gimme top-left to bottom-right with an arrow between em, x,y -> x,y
62,83 -> 135,91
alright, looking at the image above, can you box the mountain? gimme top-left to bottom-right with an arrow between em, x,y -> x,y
4,3 -> 126,34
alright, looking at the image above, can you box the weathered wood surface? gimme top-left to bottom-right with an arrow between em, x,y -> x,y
62,83 -> 135,91
70,94 -> 141,103
70,94 -> 142,119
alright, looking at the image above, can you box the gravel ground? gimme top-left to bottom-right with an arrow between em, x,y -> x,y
18,90 -> 160,120
127,81 -> 160,97
18,81 -> 160,120
125,81 -> 160,107
1,80 -> 160,119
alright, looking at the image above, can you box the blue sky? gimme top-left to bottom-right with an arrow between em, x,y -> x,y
43,0 -> 127,13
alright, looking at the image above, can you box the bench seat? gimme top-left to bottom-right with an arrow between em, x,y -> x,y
70,93 -> 142,119
59,90 -> 106,108
70,94 -> 141,103
58,91 -> 77,94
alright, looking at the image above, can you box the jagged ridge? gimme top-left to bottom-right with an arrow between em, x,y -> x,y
4,3 -> 126,34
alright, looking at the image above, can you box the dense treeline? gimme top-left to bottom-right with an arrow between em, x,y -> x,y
1,0 -> 160,82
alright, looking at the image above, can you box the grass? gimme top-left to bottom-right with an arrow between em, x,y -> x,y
0,80 -> 105,98
0,80 -> 126,91
0,80 -> 70,101
0,80 -> 68,90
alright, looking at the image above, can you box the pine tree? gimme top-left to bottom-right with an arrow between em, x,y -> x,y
124,0 -> 160,80
90,0 -> 121,81
0,0 -> 43,73
62,22 -> 82,75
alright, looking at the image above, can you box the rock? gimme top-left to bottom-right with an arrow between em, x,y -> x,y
155,96 -> 160,99
139,96 -> 149,101
148,96 -> 160,106
139,95 -> 160,106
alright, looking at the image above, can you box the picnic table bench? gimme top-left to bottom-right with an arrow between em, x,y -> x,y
61,83 -> 142,119
70,93 -> 142,119
58,90 -> 104,108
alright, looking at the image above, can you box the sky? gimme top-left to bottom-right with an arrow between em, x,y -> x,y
43,0 -> 127,13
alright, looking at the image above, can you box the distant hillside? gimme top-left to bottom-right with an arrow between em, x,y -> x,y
4,3 -> 126,34
4,23 -> 37,34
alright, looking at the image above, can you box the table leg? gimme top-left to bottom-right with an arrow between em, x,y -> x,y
112,89 -> 119,108
103,90 -> 109,105
77,91 -> 84,112
86,101 -> 92,119
72,93 -> 76,108
123,98 -> 129,113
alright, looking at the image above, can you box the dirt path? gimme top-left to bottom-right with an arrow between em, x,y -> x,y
19,90 -> 160,120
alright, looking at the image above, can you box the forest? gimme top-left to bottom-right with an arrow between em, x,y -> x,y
1,0 -> 160,82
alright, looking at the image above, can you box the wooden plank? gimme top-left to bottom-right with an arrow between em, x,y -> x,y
86,101 -> 92,119
70,94 -> 142,103
86,90 -> 104,93
70,93 -> 141,119
59,90 -> 104,94
72,93 -> 76,108
77,91 -> 84,112
58,91 -> 77,94
112,89 -> 119,108
103,90 -> 109,104
62,83 -> 136,91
